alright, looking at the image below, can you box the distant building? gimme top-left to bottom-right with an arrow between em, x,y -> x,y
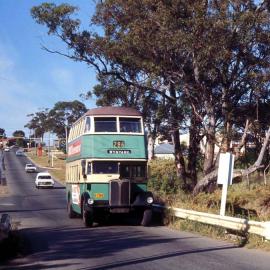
154,143 -> 174,159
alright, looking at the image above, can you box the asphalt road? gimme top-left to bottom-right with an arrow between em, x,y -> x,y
1,148 -> 270,270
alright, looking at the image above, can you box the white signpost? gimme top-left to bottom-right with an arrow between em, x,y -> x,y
217,152 -> 235,216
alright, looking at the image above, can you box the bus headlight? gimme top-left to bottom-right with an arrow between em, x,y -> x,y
147,197 -> 153,204
87,198 -> 94,205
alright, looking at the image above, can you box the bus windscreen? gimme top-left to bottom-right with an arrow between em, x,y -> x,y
120,118 -> 141,133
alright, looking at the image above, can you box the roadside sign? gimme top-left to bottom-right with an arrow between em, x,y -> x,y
217,153 -> 234,185
217,152 -> 235,216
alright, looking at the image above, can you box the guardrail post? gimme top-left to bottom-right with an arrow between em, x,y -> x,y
263,221 -> 270,240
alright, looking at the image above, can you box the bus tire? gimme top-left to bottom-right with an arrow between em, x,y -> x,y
82,203 -> 93,227
67,200 -> 76,219
96,211 -> 110,225
141,209 -> 152,227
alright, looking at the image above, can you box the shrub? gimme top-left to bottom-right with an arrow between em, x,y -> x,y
148,159 -> 181,195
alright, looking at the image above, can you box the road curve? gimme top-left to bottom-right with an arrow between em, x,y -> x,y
1,148 -> 270,270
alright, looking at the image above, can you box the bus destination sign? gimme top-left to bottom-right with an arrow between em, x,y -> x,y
107,150 -> 131,154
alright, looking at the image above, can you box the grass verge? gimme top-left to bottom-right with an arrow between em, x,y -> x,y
157,183 -> 270,251
168,217 -> 270,250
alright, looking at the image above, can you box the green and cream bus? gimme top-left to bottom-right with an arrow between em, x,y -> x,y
66,106 -> 153,227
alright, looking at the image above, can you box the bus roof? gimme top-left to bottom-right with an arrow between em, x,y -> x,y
85,106 -> 142,117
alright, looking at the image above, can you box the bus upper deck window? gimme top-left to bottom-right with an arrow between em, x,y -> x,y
120,118 -> 142,133
94,117 -> 117,132
84,117 -> 91,133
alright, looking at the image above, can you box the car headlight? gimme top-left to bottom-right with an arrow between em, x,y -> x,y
87,198 -> 94,205
147,196 -> 153,204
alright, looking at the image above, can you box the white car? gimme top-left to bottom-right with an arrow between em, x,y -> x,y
35,172 -> 54,188
25,163 -> 37,173
4,147 -> 10,152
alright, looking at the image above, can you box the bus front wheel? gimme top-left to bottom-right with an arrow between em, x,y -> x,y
82,203 -> 93,227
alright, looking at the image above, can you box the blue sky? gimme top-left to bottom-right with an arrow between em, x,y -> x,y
0,0 -> 98,137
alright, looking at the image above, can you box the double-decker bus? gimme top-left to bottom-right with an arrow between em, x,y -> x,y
66,106 -> 153,227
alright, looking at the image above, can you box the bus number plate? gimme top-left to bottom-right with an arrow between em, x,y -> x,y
95,193 -> 104,199
113,141 -> 125,148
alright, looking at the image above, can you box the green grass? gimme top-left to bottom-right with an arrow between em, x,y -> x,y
167,181 -> 270,221
149,159 -> 270,220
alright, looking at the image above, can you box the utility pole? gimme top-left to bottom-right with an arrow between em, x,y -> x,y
65,118 -> 68,154
48,131 -> 51,167
65,125 -> 68,154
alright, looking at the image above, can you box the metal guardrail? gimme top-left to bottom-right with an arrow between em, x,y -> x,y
0,213 -> 11,241
153,204 -> 270,240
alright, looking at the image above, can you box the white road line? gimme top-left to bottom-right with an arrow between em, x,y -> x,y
0,203 -> 15,206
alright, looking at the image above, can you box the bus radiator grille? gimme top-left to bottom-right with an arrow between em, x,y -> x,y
109,180 -> 130,206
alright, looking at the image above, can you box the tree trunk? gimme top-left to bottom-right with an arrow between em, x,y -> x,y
203,113 -> 216,175
171,129 -> 187,185
187,111 -> 201,188
220,121 -> 232,152
168,82 -> 187,186
193,126 -> 270,196
254,127 -> 270,167
220,90 -> 232,152
147,133 -> 155,160
234,119 -> 250,160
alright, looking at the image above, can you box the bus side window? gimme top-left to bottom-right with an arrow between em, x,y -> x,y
87,162 -> 91,175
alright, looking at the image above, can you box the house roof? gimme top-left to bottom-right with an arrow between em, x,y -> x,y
154,143 -> 174,154
85,106 -> 142,117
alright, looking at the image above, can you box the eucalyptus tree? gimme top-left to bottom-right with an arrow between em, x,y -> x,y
12,130 -> 26,147
25,109 -> 50,141
31,1 -> 270,193
31,2 -> 189,183
48,100 -> 87,138
12,130 -> 25,137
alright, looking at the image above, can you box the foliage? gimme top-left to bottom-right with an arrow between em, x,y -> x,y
31,1 -> 270,193
148,159 -> 181,195
25,109 -> 50,139
25,100 -> 87,140
149,158 -> 270,220
234,149 -> 261,169
12,130 -> 25,138
0,128 -> 6,138
48,100 -> 87,138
